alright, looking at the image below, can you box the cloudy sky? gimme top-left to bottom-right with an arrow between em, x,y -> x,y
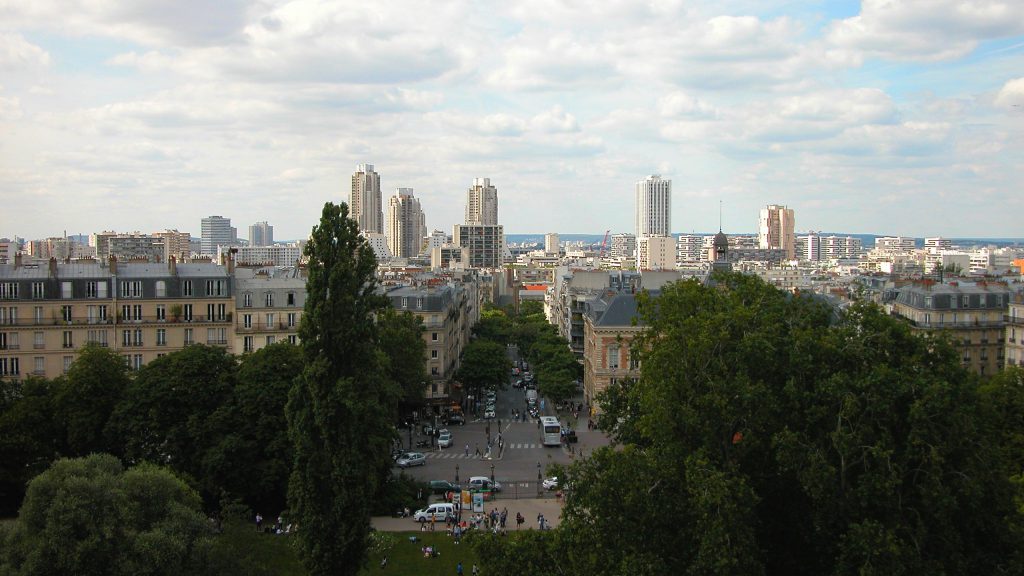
1,0 -> 1023,241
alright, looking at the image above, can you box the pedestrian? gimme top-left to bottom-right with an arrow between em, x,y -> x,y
474,443 -> 480,457
457,561 -> 464,576
472,564 -> 479,575
255,513 -> 262,532
430,516 -> 436,531
464,444 -> 469,456
516,512 -> 524,530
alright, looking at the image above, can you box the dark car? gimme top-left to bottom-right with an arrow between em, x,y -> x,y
428,480 -> 461,494
445,413 -> 465,426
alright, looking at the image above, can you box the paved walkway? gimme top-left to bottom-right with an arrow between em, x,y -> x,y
372,498 -> 564,532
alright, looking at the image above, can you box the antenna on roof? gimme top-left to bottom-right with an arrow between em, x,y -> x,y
718,201 -> 723,233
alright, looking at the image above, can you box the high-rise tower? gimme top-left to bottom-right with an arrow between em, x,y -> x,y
387,188 -> 425,259
351,163 -> 383,234
248,221 -> 273,247
465,178 -> 498,225
758,204 -> 795,259
201,215 -> 237,255
635,175 -> 672,238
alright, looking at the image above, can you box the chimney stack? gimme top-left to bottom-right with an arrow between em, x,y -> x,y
169,255 -> 177,276
109,255 -> 118,275
228,247 -> 237,276
48,257 -> 57,278
14,252 -> 21,269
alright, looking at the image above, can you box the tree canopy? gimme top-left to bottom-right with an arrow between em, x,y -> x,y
492,272 -> 1024,576
286,201 -> 399,576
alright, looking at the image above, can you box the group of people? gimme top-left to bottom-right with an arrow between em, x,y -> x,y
254,513 -> 295,535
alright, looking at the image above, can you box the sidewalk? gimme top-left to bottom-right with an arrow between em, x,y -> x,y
371,498 -> 564,532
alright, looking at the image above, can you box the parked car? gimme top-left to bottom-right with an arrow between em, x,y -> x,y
445,413 -> 465,426
542,477 -> 560,490
468,476 -> 502,492
396,452 -> 426,468
437,429 -> 452,448
428,480 -> 461,494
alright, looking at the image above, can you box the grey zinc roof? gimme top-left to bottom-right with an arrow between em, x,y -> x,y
0,261 -> 229,280
588,291 -> 655,328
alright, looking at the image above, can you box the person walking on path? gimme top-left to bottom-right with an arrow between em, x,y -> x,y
464,444 -> 469,456
457,562 -> 464,575
255,513 -> 262,532
474,443 -> 481,457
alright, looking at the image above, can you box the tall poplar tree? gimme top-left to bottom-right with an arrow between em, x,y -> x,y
286,202 -> 396,575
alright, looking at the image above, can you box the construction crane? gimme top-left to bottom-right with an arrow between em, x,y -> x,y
599,229 -> 611,258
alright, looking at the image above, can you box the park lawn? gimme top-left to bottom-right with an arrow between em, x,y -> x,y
360,531 -> 481,576
214,521 -> 306,576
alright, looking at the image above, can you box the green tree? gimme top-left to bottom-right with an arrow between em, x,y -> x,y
562,272 -> 1023,575
377,308 -> 428,410
55,343 -> 130,457
0,377 -> 60,517
286,202 -> 397,576
456,339 -> 509,410
473,306 -> 513,344
0,454 -> 213,576
204,342 -> 303,516
110,344 -> 237,503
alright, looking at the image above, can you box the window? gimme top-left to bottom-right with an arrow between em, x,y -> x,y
182,280 -> 193,297
156,329 -> 166,346
184,328 -> 194,346
87,330 -> 107,347
122,330 -> 131,347
120,281 -> 142,298
183,304 -> 193,321
0,334 -> 7,349
0,307 -> 15,325
133,329 -> 143,346
207,328 -> 227,345
62,331 -> 73,349
243,314 -> 252,328
217,303 -> 226,321
155,281 -> 166,298
288,335 -> 297,345
265,292 -> 274,307
34,357 -> 44,374
86,281 -> 99,298
287,313 -> 296,327
33,306 -> 43,324
266,335 -> 275,346
0,283 -> 18,299
133,305 -> 142,322
0,357 -> 20,376
629,352 -> 640,370
432,332 -> 438,341
608,345 -> 620,369
63,356 -> 73,373
206,280 -> 225,296
287,292 -> 296,306
431,350 -> 438,359
156,305 -> 165,321
61,282 -> 72,299
243,336 -> 253,352
243,293 -> 252,308
31,282 -> 44,299
265,313 -> 275,327
61,306 -> 72,323
131,354 -> 143,371
34,332 -> 44,349
207,304 -> 215,320
431,367 -> 439,376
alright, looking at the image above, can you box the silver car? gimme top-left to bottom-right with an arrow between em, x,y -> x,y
396,452 -> 426,467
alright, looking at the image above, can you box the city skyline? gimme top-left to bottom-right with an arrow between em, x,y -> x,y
1,1 -> 1023,240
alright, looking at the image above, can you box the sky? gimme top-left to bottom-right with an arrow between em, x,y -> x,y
1,0 -> 1023,241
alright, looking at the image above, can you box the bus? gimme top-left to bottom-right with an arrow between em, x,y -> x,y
540,416 -> 562,446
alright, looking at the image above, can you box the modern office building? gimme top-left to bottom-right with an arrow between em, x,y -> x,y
154,230 -> 192,262
465,178 -> 498,226
351,163 -> 383,234
758,204 -> 795,259
386,188 -> 425,259
610,233 -> 637,260
544,233 -> 560,256
636,235 -> 676,270
248,221 -> 274,247
201,216 -> 237,256
453,225 -> 504,269
635,175 -> 671,238
676,234 -> 703,262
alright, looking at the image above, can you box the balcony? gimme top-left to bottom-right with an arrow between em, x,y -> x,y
207,339 -> 229,346
236,321 -> 294,332
0,344 -> 17,350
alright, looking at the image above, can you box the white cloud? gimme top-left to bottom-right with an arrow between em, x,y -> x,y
994,77 -> 1024,108
531,106 -> 580,133
827,0 -> 1024,62
0,32 -> 50,69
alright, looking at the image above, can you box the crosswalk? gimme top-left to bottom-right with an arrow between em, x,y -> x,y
426,443 -> 542,459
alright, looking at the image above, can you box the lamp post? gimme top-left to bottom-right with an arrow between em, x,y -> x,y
455,464 -> 460,484
537,461 -> 542,496
490,463 -> 495,486
407,422 -> 412,450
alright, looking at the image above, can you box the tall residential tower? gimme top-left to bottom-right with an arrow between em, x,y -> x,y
351,163 -> 383,234
201,215 -> 237,256
758,204 -> 795,259
387,188 -> 426,259
635,175 -> 672,238
465,178 -> 498,225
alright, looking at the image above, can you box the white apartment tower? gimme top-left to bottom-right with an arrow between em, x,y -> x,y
465,178 -> 498,225
351,164 -> 383,234
201,215 -> 237,256
248,221 -> 273,247
758,204 -> 795,260
545,233 -> 560,255
387,188 -> 426,259
635,175 -> 672,238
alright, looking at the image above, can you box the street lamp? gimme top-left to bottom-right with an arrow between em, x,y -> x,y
455,464 -> 460,484
537,461 -> 542,496
490,463 -> 495,485
407,422 -> 412,450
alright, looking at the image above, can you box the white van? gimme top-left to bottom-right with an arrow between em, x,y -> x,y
413,502 -> 455,522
